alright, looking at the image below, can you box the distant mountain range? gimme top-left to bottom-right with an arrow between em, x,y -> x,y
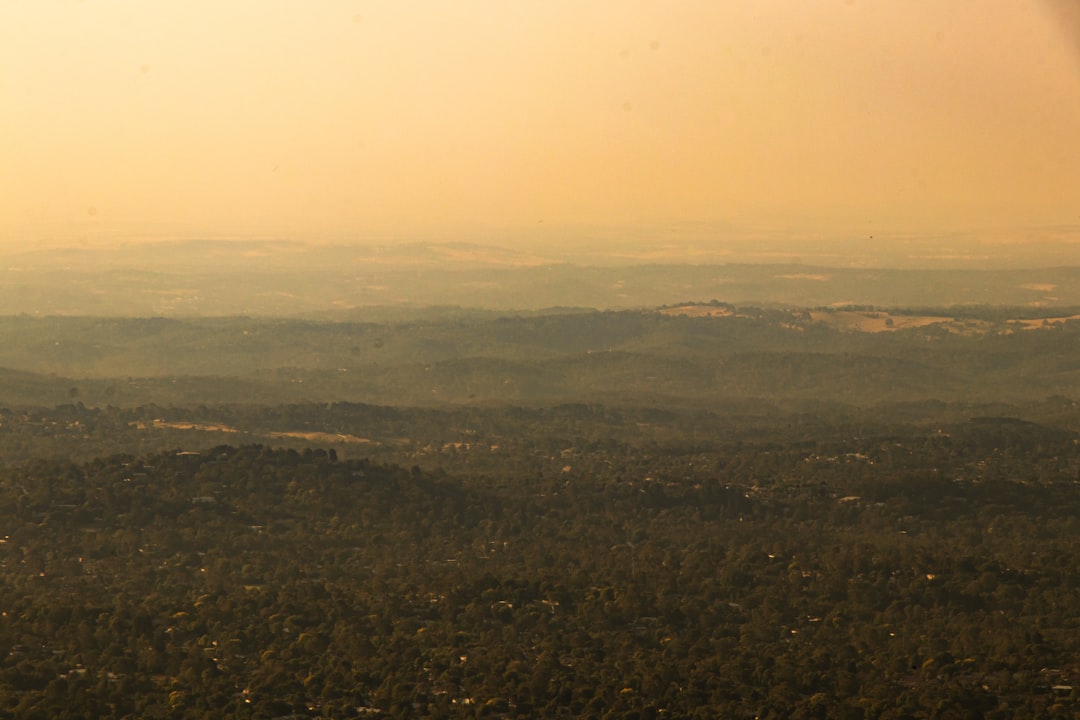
2,239 -> 1080,316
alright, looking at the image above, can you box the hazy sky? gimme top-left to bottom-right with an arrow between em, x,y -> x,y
2,1 -> 1079,253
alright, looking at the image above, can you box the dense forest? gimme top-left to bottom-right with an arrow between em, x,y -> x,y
1,424 -> 1080,718
1,305 -> 1079,718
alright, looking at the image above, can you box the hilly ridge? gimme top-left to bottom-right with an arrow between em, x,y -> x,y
0,305 -> 1076,410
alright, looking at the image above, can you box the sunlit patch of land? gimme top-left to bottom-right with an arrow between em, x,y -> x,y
131,420 -> 240,433
1009,314 -> 1080,330
775,273 -> 831,282
804,310 -> 1080,335
266,430 -> 371,444
660,304 -> 1080,336
130,419 -> 373,445
659,304 -> 736,318
808,310 -> 963,333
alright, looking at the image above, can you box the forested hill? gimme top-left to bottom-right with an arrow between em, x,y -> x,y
1,299 -> 1079,717
0,305 -> 1077,408
1,430 -> 1080,718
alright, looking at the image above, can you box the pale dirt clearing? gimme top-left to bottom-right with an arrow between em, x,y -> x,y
132,420 -> 372,444
1010,314 -> 1080,330
267,431 -> 371,444
659,305 -> 735,318
807,311 -> 955,333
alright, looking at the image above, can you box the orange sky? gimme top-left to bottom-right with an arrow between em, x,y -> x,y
2,1 -> 1079,254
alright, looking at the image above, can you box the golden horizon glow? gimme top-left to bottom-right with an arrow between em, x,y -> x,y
2,1 -> 1079,253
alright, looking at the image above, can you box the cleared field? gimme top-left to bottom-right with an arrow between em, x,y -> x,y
808,310 -> 957,333
267,430 -> 372,444
131,420 -> 372,445
1010,314 -> 1080,330
659,305 -> 736,318
132,420 -> 241,433
660,305 -> 1080,336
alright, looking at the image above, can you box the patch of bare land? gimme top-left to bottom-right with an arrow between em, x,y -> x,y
132,420 -> 241,433
1019,283 -> 1058,293
660,304 -> 1080,336
1009,314 -> 1080,331
659,304 -> 737,318
810,310 -> 1080,335
266,431 -> 372,444
808,310 -> 964,333
775,273 -> 831,282
131,420 -> 373,445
